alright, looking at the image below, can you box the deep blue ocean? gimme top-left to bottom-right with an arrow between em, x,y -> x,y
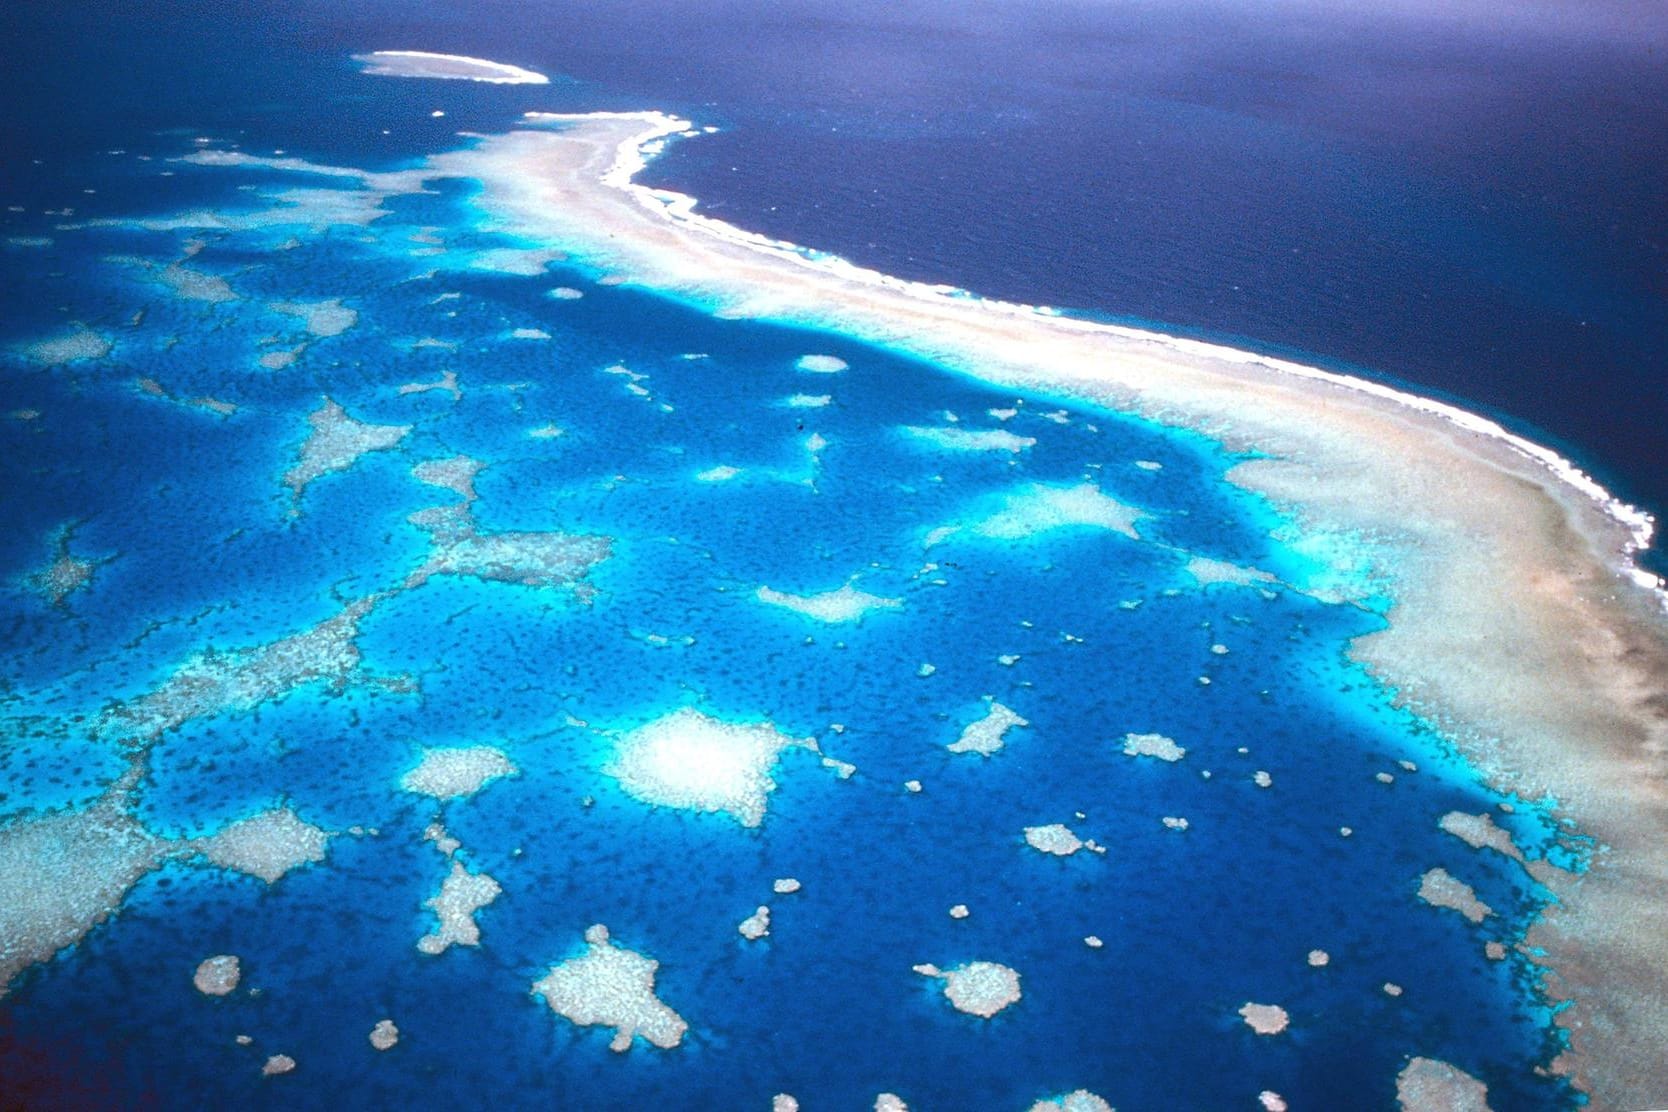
0,1 -> 1657,1108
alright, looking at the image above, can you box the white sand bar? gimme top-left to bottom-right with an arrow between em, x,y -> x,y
970,483 -> 1142,541
604,707 -> 818,827
208,109 -> 1668,1108
531,924 -> 688,1051
756,583 -> 902,623
354,51 -> 549,84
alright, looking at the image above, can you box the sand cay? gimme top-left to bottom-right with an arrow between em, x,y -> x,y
401,111 -> 1668,1107
353,51 -> 548,85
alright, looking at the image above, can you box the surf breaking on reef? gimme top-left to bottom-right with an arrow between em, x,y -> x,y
546,108 -> 1660,591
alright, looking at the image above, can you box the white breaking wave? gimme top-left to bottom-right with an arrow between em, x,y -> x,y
520,109 -> 1662,601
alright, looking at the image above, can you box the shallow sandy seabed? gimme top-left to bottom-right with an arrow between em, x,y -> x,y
737,905 -> 771,940
284,397 -> 410,501
1023,823 -> 1086,856
902,424 -> 1035,454
1121,732 -> 1185,762
603,707 -> 819,827
915,960 -> 1022,1018
756,583 -> 902,623
947,701 -> 1028,756
1239,1002 -> 1290,1035
1027,1091 -> 1114,1112
1396,1056 -> 1492,1112
531,924 -> 688,1051
194,807 -> 330,884
1417,867 -> 1493,924
399,745 -> 517,800
272,298 -> 357,338
193,954 -> 241,996
22,326 -> 112,365
417,859 -> 502,954
0,777 -> 166,996
966,482 -> 1142,542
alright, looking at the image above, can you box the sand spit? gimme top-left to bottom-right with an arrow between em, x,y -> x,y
531,924 -> 688,1051
914,960 -> 1022,1018
399,745 -> 517,800
193,954 -> 241,995
604,707 -> 819,827
1028,1092 -> 1114,1112
1396,1056 -> 1492,1111
284,397 -> 410,501
756,583 -> 902,623
947,701 -> 1028,757
189,109 -> 1668,1107
354,51 -> 549,85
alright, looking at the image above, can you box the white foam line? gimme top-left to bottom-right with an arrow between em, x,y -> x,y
522,110 -> 1663,599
